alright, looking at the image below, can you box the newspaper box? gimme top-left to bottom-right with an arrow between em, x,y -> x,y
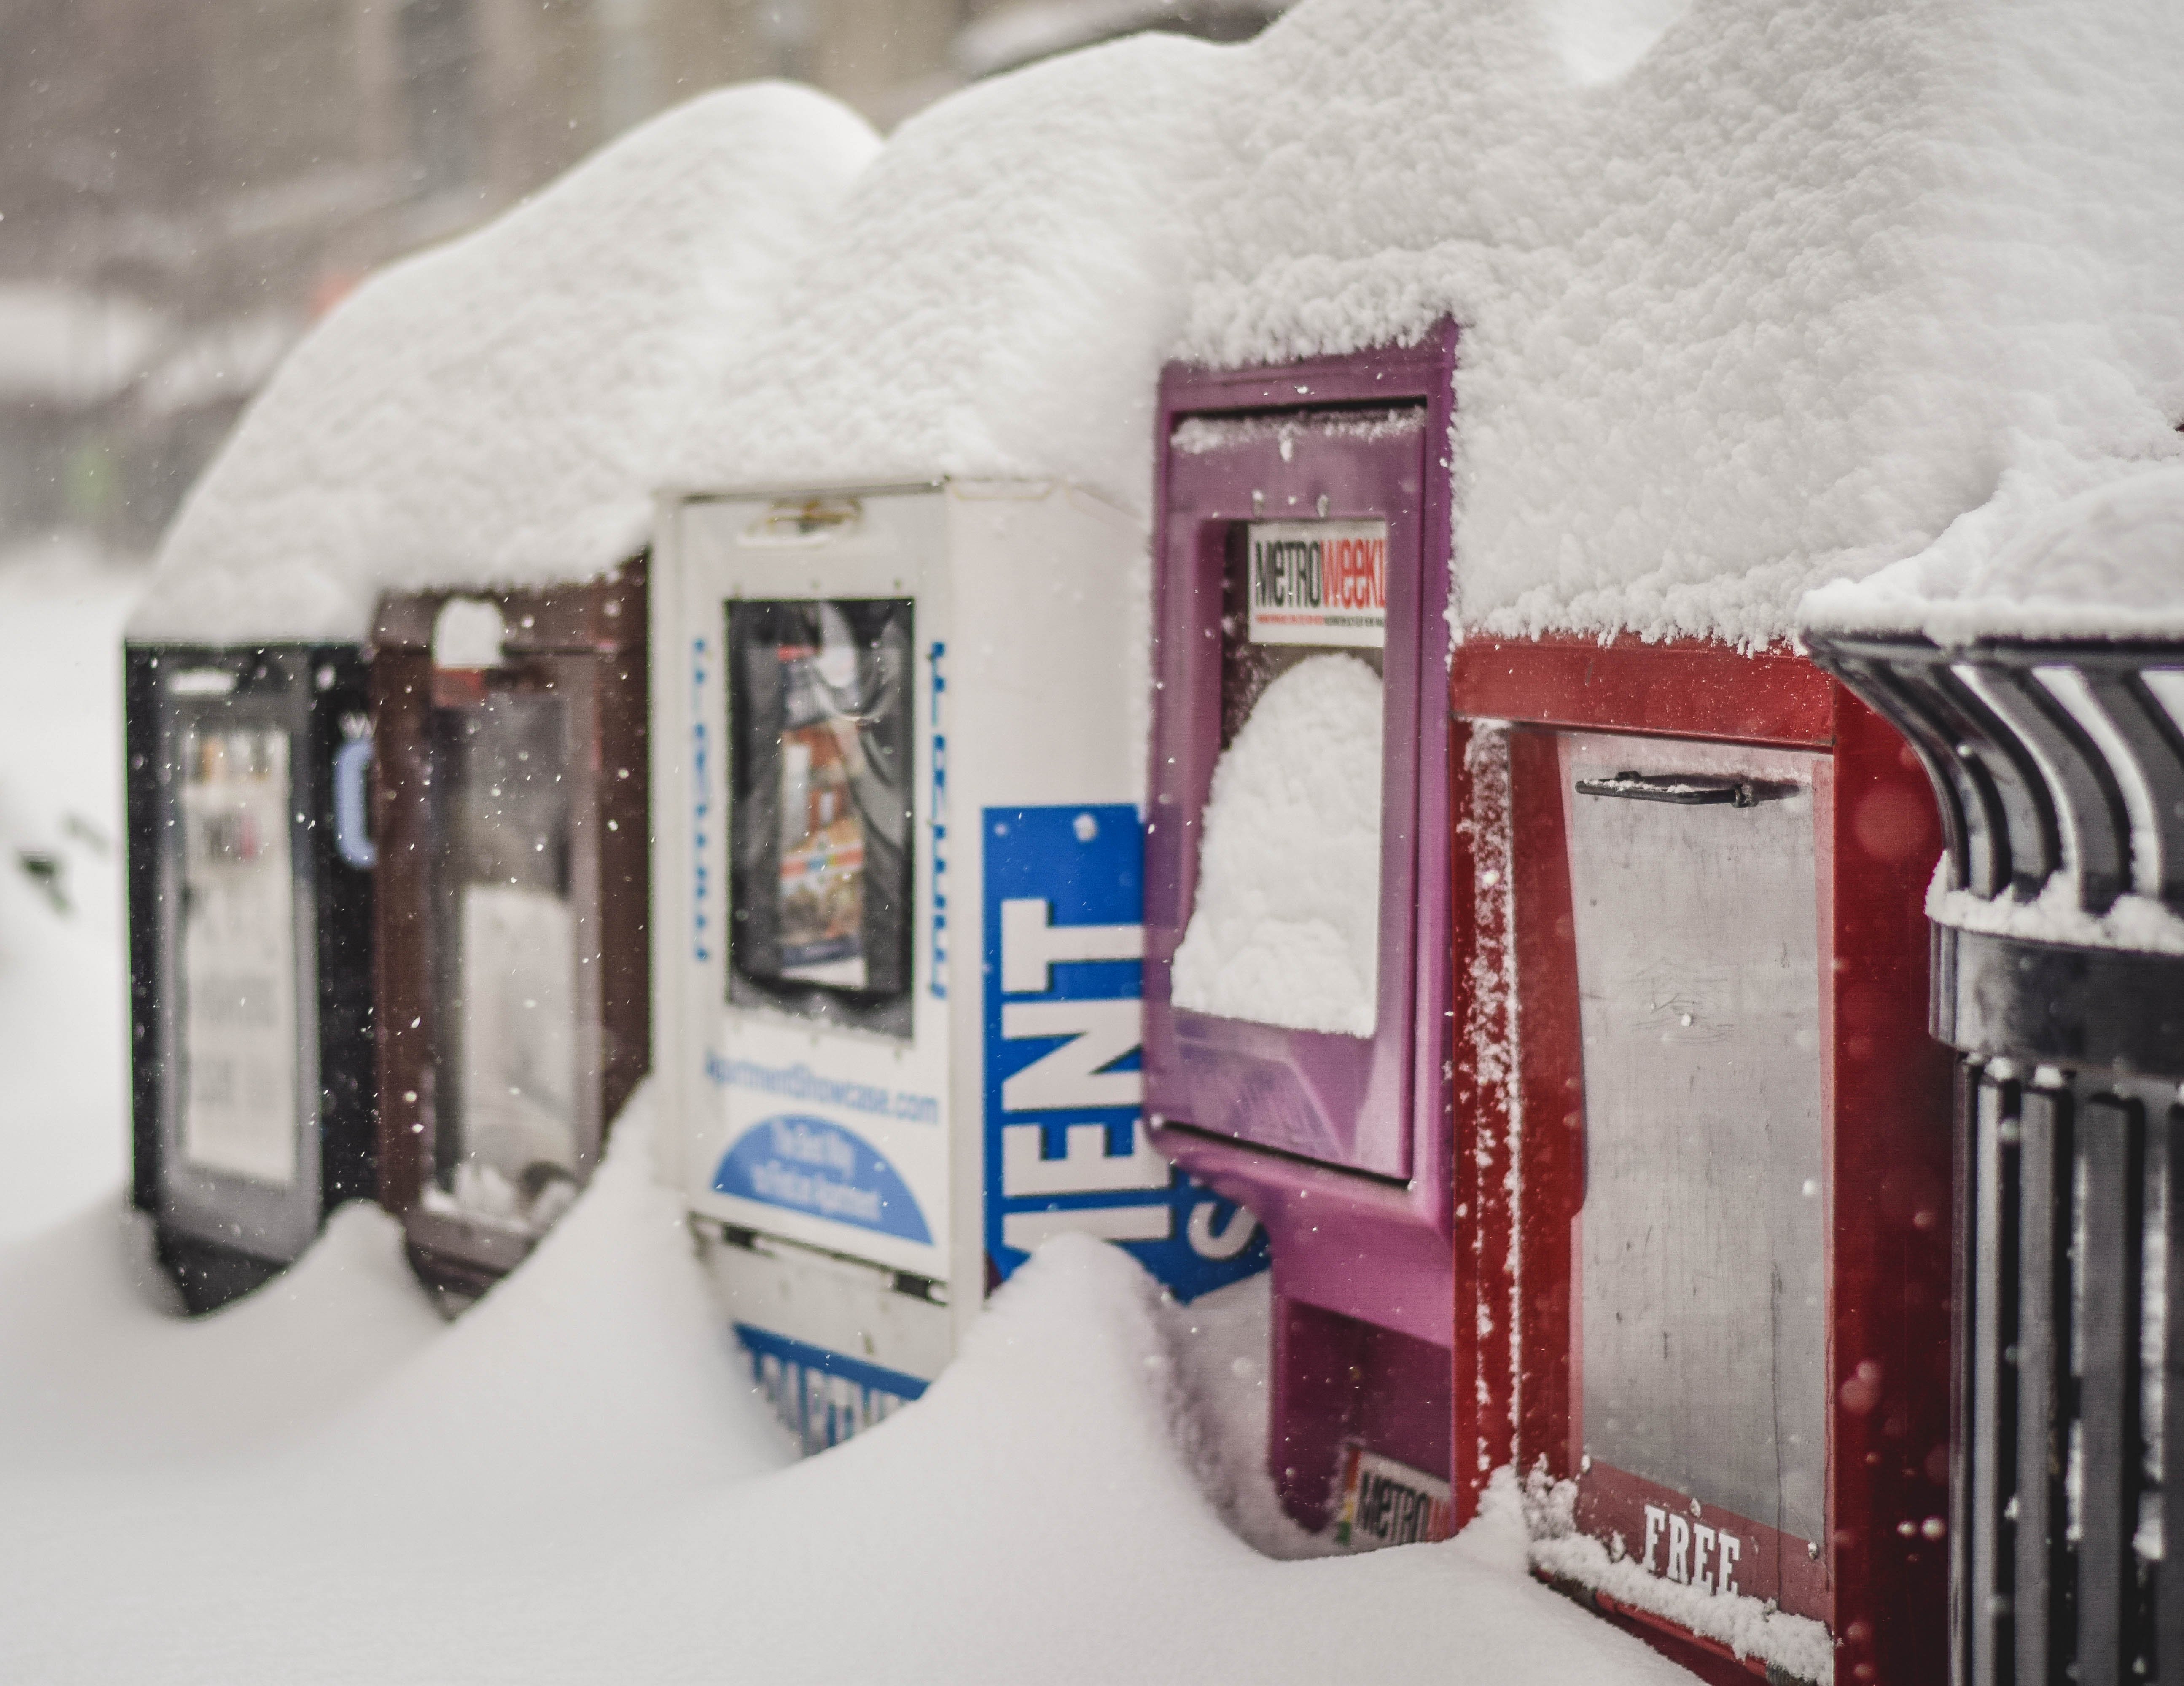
654,481 -> 1266,1452
1142,329 -> 1461,1543
371,566 -> 648,1305
125,646 -> 378,1312
1450,637 -> 1953,1683
1810,628 -> 2184,1686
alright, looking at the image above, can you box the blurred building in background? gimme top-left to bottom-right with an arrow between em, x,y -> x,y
0,0 -> 1286,558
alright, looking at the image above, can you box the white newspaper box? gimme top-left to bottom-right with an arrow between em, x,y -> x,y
654,482 -> 1266,1450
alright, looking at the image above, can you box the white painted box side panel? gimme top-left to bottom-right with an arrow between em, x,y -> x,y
943,483 -> 1150,1350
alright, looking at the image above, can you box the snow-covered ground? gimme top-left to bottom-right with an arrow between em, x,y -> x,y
0,545 -> 1694,1683
0,535 -> 142,1240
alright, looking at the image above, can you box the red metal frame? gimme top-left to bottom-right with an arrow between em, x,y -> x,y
1450,634 -> 1953,1686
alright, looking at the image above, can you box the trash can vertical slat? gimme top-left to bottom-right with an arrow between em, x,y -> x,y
1849,655 -> 1982,895
1891,662 -> 2019,899
2017,1084 -> 2075,1684
2160,1102 -> 2184,1686
1980,669 -> 2132,915
1974,1071 -> 2023,1686
2076,1096 -> 2145,1686
1955,1059 -> 1980,1686
2082,673 -> 2184,907
1925,665 -> 2064,897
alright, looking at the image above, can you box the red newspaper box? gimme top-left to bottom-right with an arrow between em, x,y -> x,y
371,566 -> 648,1305
1450,637 -> 1952,1684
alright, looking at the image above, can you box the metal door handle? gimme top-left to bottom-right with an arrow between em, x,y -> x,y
333,738 -> 376,869
1574,771 -> 1793,807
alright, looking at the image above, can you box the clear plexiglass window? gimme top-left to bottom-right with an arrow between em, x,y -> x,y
726,599 -> 913,1038
427,692 -> 580,1234
1170,521 -> 1390,1038
177,722 -> 301,1186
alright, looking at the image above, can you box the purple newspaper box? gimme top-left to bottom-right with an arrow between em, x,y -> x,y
1146,328 -> 1459,1540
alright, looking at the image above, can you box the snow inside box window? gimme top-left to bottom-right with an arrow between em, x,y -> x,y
726,599 -> 913,1038
427,693 -> 580,1235
176,722 -> 301,1187
1171,522 -> 1388,1037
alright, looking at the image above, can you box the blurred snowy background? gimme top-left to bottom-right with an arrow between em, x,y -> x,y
0,0 -> 1287,566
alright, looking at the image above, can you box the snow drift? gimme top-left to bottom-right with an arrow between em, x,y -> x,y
129,83 -> 881,647
0,1099 -> 1695,1684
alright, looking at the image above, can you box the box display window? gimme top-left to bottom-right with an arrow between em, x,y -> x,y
176,721 -> 301,1187
726,599 -> 913,1037
426,692 -> 579,1234
1172,518 -> 1392,1039
1148,392 -> 1434,1182
1562,734 -> 1830,1552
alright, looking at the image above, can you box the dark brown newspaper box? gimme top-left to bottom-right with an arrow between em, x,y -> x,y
371,565 -> 647,1304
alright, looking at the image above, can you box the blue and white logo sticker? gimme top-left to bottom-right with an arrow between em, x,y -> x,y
982,804 -> 1266,1298
714,1113 -> 932,1243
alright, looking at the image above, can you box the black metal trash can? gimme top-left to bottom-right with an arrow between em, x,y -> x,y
126,645 -> 378,1312
1811,631 -> 2184,1686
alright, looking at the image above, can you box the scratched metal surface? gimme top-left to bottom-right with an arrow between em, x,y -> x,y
1563,731 -> 1829,1545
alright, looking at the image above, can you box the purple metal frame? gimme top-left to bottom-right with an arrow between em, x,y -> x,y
1145,324 -> 1458,1357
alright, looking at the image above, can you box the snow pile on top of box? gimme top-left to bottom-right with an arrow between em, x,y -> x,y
127,0 -> 2184,650
1805,464 -> 2184,645
1183,0 -> 2184,647
127,83 -> 880,647
656,30 -> 1225,510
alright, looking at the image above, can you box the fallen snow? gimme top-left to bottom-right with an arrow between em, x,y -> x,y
1186,0 -> 2184,646
0,1120 -> 1700,1685
1173,654 -> 1384,1034
0,1198 -> 441,1467
126,0 -> 2184,652
661,29 -> 1222,515
0,535 -> 143,1240
1522,1469 -> 1834,1683
1928,860 -> 2184,956
129,83 -> 880,646
1805,465 -> 2184,646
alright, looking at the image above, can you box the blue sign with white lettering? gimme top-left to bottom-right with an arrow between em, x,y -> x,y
982,805 -> 1267,1297
714,1114 -> 932,1243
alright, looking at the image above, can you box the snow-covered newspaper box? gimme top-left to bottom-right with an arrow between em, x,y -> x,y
125,645 -> 378,1312
1449,635 -> 1952,1682
1143,332 -> 1460,1547
1805,472 -> 2184,1686
654,481 -> 1267,1452
371,567 -> 649,1305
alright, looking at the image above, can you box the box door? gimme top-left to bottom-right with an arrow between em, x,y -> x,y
1560,730 -> 1832,1615
154,654 -> 321,1262
671,487 -> 953,1296
421,680 -> 589,1237
1146,407 -> 1428,1179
